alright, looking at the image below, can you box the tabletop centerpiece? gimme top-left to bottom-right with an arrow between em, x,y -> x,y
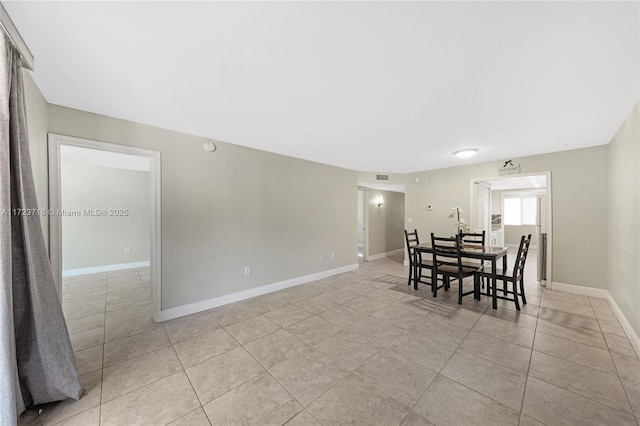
448,206 -> 470,235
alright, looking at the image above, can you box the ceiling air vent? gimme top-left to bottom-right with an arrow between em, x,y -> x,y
376,174 -> 389,181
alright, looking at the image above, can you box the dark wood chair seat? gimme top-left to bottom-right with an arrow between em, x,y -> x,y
436,264 -> 480,275
430,234 -> 482,304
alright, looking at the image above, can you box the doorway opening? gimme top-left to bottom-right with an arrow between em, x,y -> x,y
48,134 -> 162,322
471,173 -> 552,286
357,189 -> 367,262
357,182 -> 406,266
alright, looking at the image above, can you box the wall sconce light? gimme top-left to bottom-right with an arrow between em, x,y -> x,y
377,195 -> 384,207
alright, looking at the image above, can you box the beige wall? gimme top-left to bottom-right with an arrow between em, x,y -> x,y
504,225 -> 538,248
366,189 -> 405,256
23,75 -> 637,336
61,162 -> 150,271
357,171 -> 408,187
23,71 -> 49,245
405,146 -> 609,289
607,103 -> 640,337
47,105 -> 357,309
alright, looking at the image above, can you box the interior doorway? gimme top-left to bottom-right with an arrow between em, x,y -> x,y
471,173 -> 552,286
357,188 -> 368,262
48,134 -> 162,321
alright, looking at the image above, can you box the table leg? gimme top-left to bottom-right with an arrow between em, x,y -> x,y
413,252 -> 418,290
502,253 -> 508,295
492,258 -> 498,309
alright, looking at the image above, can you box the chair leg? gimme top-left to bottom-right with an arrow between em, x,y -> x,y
520,277 -> 527,305
432,273 -> 438,297
407,263 -> 412,286
513,280 -> 521,311
474,275 -> 480,300
414,266 -> 420,290
457,276 -> 463,305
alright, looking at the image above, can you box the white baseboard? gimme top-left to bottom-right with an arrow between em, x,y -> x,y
549,281 -> 639,358
607,293 -> 640,359
550,281 -> 609,298
367,248 -> 404,261
155,263 -> 359,322
63,261 -> 150,277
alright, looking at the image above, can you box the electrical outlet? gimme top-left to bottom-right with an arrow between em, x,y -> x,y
331,251 -> 336,259
407,217 -> 413,223
244,267 -> 251,276
124,248 -> 130,254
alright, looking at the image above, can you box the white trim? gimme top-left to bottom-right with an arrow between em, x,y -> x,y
48,134 -> 162,322
367,248 -> 404,261
470,170 -> 552,285
607,293 -> 640,358
0,3 -> 35,70
63,261 -> 150,277
357,187 -> 370,262
549,281 -> 609,298
403,260 -> 410,267
547,281 -> 639,358
156,263 -> 359,322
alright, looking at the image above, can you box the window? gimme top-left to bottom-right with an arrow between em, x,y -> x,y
504,196 -> 537,225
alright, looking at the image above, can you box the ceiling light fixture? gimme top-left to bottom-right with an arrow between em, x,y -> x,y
454,149 -> 478,159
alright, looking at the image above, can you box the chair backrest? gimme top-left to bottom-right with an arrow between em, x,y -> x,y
459,231 -> 485,247
430,233 -> 463,273
404,229 -> 420,263
512,234 -> 532,281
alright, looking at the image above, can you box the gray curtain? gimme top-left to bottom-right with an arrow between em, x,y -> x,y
0,35 -> 83,425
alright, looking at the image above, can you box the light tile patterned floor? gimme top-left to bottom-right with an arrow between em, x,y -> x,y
19,254 -> 640,426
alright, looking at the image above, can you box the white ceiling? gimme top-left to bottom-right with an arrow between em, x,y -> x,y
6,1 -> 639,173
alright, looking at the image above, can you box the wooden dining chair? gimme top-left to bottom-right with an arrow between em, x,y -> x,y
404,229 -> 437,291
477,234 -> 531,310
430,233 -> 482,303
459,231 -> 487,287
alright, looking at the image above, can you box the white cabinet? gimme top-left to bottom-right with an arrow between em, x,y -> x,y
490,230 -> 503,247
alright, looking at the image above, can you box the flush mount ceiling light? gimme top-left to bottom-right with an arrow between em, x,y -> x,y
454,149 -> 478,159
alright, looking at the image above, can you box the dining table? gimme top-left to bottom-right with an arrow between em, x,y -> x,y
412,243 -> 509,309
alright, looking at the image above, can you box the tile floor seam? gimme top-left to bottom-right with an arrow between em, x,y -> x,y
177,340 -> 240,370
167,342 -> 208,421
399,296 -> 490,424
521,328 -> 543,426
533,328 -> 609,352
440,370 -> 525,415
610,345 -> 640,423
527,360 -> 635,416
530,345 -> 625,379
46,259 -> 640,426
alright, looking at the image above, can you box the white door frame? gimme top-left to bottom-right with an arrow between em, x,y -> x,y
357,187 -> 370,261
48,134 -> 162,321
469,171 -> 553,285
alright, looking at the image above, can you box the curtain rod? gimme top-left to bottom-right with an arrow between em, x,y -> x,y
0,2 -> 34,70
